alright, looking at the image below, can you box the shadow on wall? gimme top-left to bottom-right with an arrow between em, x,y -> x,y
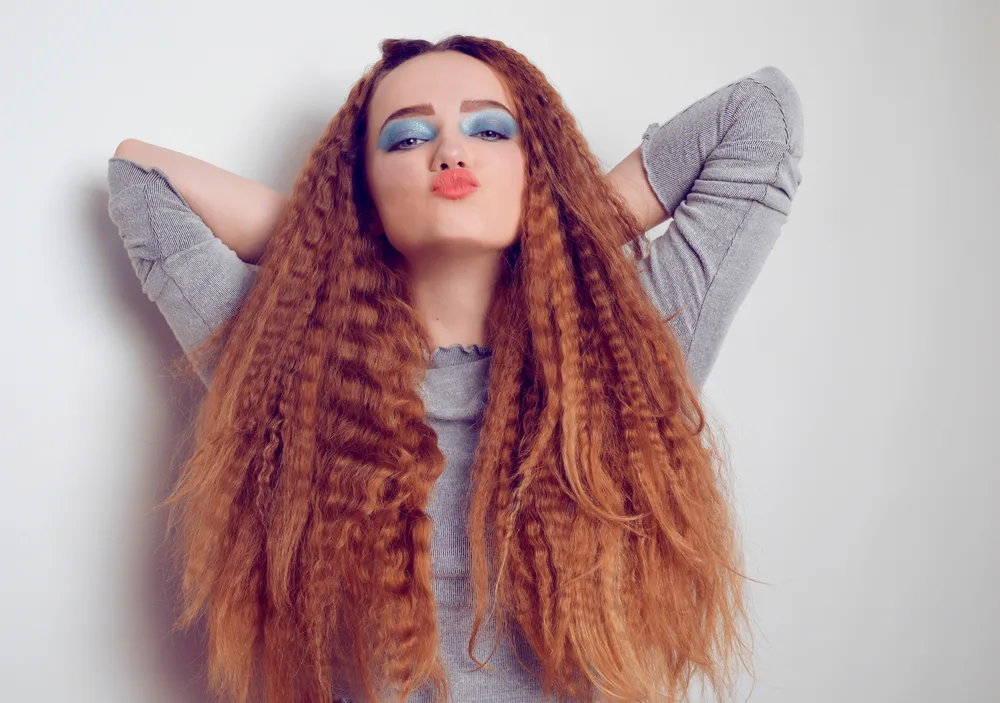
88,180 -> 215,703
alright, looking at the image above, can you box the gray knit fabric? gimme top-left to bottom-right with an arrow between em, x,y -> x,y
106,65 -> 804,702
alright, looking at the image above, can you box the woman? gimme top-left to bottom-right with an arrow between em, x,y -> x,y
107,35 -> 804,703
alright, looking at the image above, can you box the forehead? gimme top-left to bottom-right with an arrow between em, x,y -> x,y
368,51 -> 511,130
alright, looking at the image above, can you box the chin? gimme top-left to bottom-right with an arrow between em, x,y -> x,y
432,232 -> 511,251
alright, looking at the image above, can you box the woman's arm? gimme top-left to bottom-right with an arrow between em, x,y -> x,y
107,155 -> 260,387
627,66 -> 805,388
113,139 -> 287,264
605,145 -> 671,241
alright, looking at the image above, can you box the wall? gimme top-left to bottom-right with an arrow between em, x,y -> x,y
2,1 -> 997,701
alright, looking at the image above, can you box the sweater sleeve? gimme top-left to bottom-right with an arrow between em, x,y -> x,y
106,157 -> 258,387
634,65 -> 805,389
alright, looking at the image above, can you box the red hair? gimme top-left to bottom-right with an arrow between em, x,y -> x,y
160,34 -> 754,703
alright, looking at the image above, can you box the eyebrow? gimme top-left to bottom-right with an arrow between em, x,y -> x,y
378,99 -> 513,133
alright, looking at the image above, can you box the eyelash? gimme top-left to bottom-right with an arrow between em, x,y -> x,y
388,129 -> 509,152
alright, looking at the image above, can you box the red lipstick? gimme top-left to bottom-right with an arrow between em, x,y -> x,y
432,170 -> 479,199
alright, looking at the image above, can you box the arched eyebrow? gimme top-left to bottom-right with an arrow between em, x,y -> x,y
378,99 -> 513,133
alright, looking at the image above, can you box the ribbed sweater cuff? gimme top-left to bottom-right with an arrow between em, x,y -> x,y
107,156 -> 166,193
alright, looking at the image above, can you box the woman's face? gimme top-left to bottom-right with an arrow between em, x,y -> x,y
364,51 -> 526,262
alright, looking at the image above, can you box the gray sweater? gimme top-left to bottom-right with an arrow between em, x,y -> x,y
106,65 -> 804,702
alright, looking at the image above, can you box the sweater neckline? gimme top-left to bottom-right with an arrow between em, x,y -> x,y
427,342 -> 493,369
420,344 -> 494,422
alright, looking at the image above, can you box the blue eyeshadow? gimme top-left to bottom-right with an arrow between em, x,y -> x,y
377,119 -> 436,151
377,109 -> 519,151
459,109 -> 520,138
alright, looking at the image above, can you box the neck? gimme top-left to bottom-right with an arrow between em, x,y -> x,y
405,249 -> 503,351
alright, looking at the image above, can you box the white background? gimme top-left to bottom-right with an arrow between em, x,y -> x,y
3,0 -> 998,701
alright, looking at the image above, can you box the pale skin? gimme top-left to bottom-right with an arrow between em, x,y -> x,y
364,51 -> 524,351
113,52 -> 669,351
364,50 -> 669,351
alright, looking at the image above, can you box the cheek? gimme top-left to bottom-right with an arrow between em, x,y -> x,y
371,158 -> 411,196
368,157 -> 425,216
498,151 -> 527,202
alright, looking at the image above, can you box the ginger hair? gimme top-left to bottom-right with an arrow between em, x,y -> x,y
159,34 -> 755,703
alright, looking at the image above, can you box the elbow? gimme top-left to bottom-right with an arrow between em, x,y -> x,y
114,138 -> 144,159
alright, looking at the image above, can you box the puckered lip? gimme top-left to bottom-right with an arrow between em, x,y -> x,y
432,169 -> 480,191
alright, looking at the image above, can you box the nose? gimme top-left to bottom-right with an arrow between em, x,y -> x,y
432,125 -> 469,171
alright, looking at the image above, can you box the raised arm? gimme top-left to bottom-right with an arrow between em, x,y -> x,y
106,142 -> 286,386
605,145 -> 671,240
621,66 -> 806,388
112,140 -> 286,264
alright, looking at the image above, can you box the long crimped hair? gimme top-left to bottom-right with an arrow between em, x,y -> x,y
158,34 -> 755,703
